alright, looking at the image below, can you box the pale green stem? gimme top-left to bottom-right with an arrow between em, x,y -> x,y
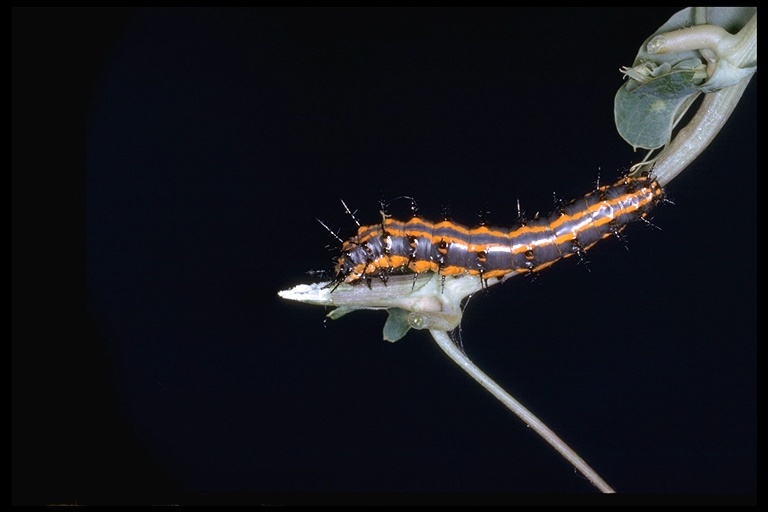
646,25 -> 739,58
430,329 -> 615,493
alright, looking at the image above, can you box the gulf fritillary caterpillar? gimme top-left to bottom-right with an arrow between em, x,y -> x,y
334,175 -> 663,286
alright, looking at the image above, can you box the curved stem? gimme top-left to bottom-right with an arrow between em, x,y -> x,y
639,11 -> 757,187
646,25 -> 738,58
430,329 -> 615,493
650,73 -> 753,188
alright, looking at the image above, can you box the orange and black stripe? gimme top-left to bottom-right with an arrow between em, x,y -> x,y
334,176 -> 663,284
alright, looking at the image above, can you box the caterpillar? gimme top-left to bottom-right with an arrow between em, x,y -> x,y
334,176 -> 664,286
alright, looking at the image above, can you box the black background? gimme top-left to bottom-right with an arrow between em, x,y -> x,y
14,7 -> 755,504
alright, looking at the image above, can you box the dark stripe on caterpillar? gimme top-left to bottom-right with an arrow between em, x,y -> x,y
334,176 -> 663,285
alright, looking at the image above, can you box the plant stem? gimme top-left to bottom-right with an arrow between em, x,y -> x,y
430,329 -> 615,493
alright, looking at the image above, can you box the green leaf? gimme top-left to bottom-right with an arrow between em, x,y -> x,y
382,308 -> 411,342
615,68 -> 703,150
614,7 -> 756,151
327,306 -> 355,320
